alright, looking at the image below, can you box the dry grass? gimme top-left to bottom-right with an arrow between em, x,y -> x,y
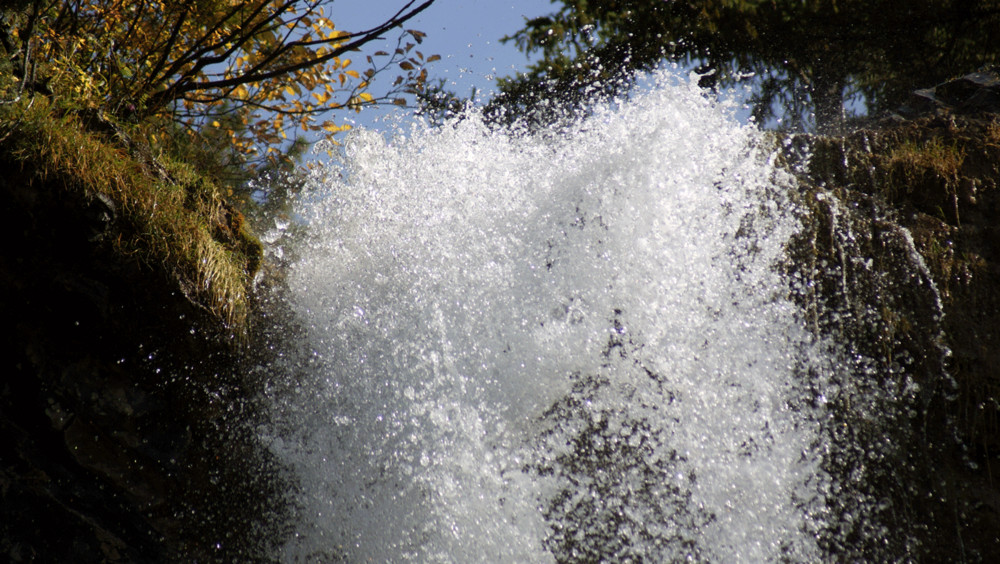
1,93 -> 261,331
888,137 -> 965,179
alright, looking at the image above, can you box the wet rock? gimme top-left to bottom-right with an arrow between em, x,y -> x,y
0,140 -> 287,561
777,69 -> 1000,561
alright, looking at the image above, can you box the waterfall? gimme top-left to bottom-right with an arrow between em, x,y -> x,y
260,71 -> 873,562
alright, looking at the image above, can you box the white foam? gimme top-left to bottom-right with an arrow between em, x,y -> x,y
264,70 -> 837,562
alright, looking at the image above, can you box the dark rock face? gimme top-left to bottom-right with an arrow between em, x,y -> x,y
781,69 -> 1000,561
0,153 -> 286,560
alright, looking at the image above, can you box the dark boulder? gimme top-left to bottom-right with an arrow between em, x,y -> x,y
899,68 -> 1000,117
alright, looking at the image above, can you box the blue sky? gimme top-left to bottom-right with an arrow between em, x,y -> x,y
331,0 -> 554,131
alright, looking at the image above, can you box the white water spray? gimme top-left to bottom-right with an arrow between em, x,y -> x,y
263,72 -> 848,562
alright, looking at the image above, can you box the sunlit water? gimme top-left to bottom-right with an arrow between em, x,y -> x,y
261,72 -> 865,562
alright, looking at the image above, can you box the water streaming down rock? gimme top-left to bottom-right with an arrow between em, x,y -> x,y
262,72 -> 883,562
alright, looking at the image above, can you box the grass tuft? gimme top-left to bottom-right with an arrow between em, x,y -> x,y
1,92 -> 261,332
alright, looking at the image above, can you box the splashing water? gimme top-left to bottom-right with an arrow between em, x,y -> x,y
263,72 -> 852,562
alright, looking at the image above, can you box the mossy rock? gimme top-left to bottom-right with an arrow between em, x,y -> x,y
1,97 -> 263,330
775,93 -> 1000,560
0,94 -> 284,560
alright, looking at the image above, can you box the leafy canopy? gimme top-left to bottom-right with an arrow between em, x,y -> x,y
492,1 -> 1000,131
1,0 -> 438,168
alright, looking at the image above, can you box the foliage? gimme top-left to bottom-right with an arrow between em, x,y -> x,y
491,1 -> 1000,131
0,0 -> 437,169
1,89 -> 261,330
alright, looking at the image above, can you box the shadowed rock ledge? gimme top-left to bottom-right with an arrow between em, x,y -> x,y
778,68 -> 1000,561
0,105 -> 287,562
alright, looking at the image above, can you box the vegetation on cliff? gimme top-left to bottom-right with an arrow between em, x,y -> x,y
770,73 -> 1000,560
0,1 -> 441,560
800,94 -> 1000,463
0,56 -> 287,562
1,93 -> 262,328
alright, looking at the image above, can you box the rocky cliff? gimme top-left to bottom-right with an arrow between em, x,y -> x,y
0,101 -> 285,562
2,71 -> 999,561
780,69 -> 1000,561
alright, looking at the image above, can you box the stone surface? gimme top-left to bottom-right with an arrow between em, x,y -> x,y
0,145 -> 286,562
779,68 -> 1000,561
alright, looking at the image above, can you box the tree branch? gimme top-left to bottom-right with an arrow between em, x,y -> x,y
143,0 -> 435,113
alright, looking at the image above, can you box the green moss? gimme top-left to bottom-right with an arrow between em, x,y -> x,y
781,112 -> 1000,470
0,93 -> 262,332
889,138 -> 964,177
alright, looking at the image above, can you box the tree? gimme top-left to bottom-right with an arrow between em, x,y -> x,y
1,0 -> 438,167
490,1 -> 1000,132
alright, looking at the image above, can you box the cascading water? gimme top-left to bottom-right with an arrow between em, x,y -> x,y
261,71 -> 872,562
